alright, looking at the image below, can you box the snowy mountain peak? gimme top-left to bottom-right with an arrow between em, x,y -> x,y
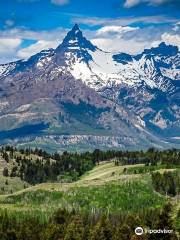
56,24 -> 97,52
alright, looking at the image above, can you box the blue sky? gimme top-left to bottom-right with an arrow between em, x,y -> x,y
0,0 -> 180,63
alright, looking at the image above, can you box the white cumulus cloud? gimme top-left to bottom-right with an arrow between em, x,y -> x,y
0,38 -> 21,54
0,27 -> 67,63
17,40 -> 59,59
161,32 -> 180,48
96,25 -> 139,37
0,38 -> 22,63
92,38 -> 150,54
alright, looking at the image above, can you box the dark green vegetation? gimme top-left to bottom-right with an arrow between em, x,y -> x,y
1,146 -> 179,185
1,146 -> 95,185
0,203 -> 178,239
0,146 -> 179,239
152,171 -> 180,197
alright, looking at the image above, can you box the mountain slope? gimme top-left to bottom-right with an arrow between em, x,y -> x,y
0,24 -> 179,151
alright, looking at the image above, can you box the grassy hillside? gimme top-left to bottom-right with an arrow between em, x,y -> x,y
0,161 -> 174,218
0,148 -> 179,239
0,156 -> 30,195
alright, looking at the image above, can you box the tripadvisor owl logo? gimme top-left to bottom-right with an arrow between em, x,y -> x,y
135,227 -> 144,235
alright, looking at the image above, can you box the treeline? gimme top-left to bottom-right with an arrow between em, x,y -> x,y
1,146 -> 179,185
2,151 -> 94,185
152,171 -> 180,197
1,146 -> 180,165
0,203 -> 178,240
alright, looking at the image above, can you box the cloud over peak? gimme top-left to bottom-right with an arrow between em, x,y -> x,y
96,26 -> 139,37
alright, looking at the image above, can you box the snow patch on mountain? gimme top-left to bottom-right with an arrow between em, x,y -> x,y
0,62 -> 17,77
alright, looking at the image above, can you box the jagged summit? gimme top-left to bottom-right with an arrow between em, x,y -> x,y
71,23 -> 81,33
56,24 -> 97,52
54,24 -> 98,65
63,23 -> 82,42
142,42 -> 179,56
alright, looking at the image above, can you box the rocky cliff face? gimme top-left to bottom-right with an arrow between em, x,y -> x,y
0,24 -> 179,151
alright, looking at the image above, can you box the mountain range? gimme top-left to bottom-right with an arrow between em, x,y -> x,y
0,24 -> 179,152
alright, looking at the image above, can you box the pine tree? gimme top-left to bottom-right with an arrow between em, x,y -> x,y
3,168 -> 9,177
64,215 -> 84,240
155,203 -> 178,240
43,224 -> 64,240
91,216 -> 113,240
114,223 -> 131,240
